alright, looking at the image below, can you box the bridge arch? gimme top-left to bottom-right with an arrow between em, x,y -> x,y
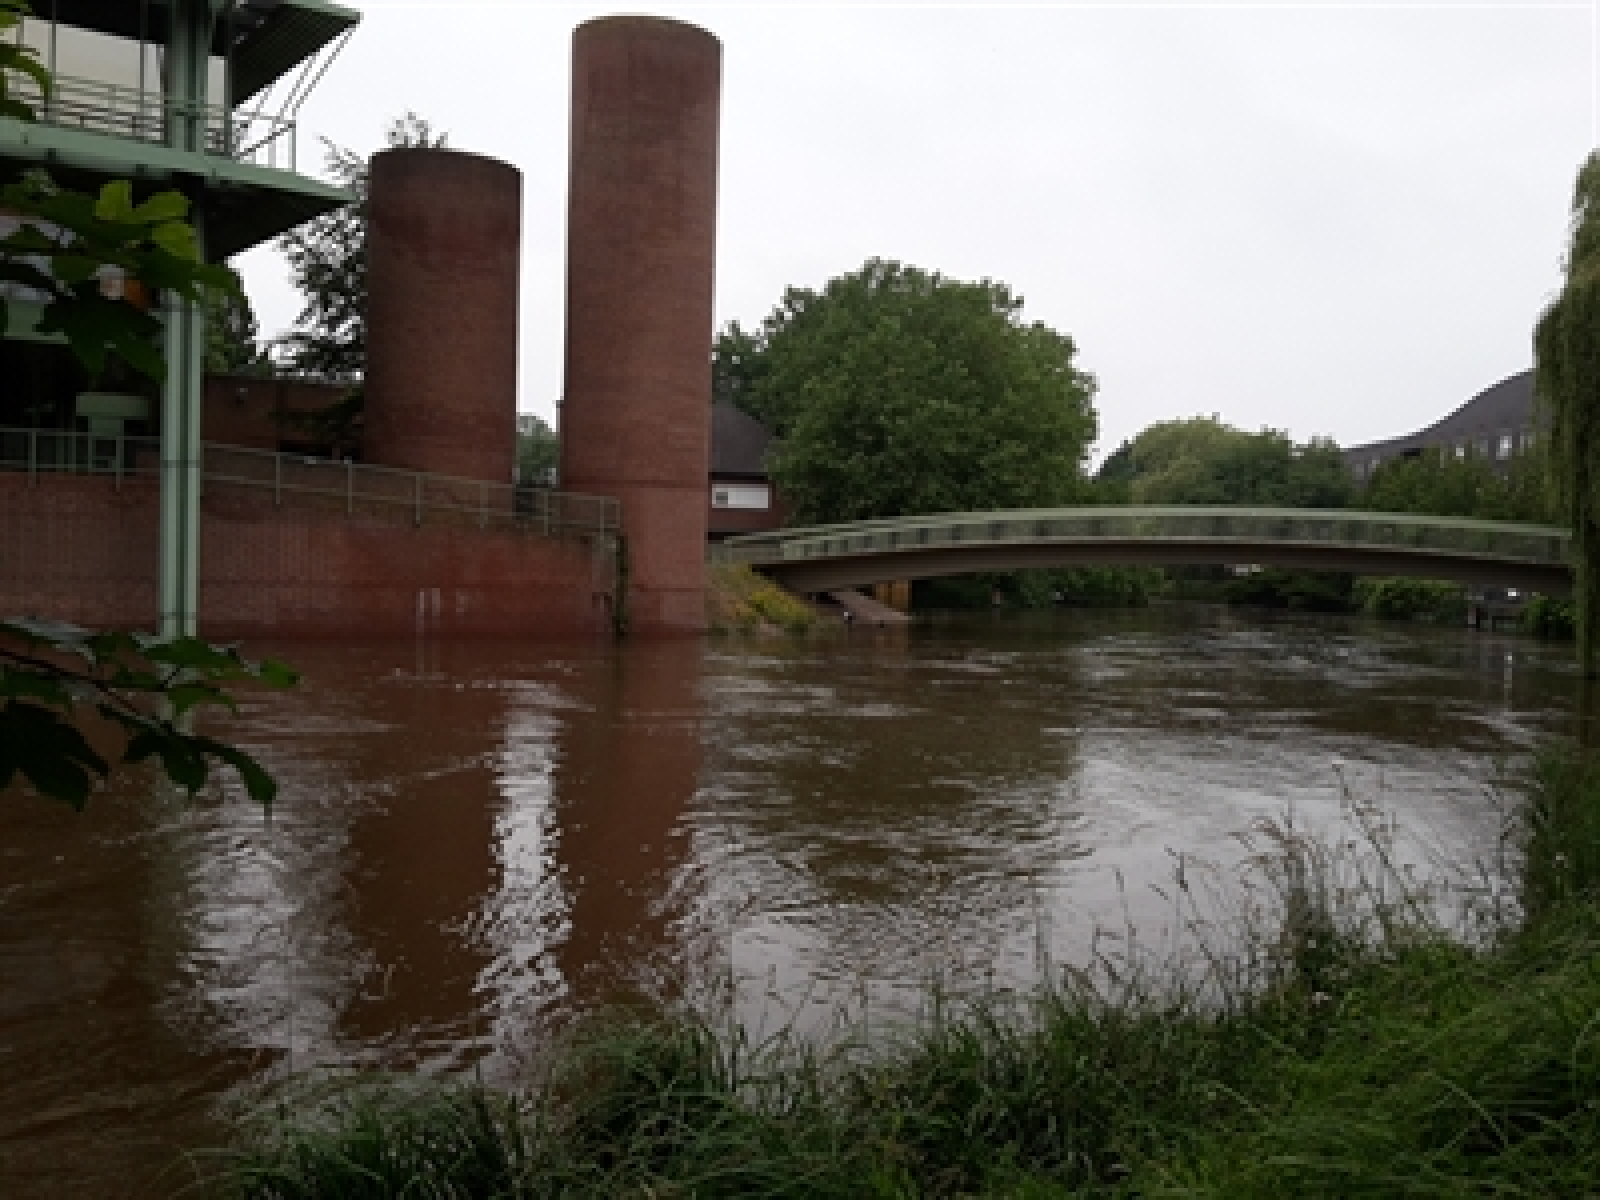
718,507 -> 1572,596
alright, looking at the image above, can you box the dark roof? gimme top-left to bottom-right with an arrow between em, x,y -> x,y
710,403 -> 775,478
1344,369 -> 1534,462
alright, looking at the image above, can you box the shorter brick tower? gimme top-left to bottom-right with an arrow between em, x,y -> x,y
365,148 -> 522,485
560,16 -> 722,633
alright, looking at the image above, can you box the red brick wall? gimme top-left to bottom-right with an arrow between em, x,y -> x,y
0,474 -> 614,638
364,149 -> 521,486
202,374 -> 356,453
561,17 -> 721,633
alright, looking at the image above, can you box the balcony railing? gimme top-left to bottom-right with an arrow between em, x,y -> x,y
14,74 -> 298,171
0,428 -> 621,541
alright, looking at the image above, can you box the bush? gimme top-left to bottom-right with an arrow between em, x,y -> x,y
1522,593 -> 1577,640
1355,576 -> 1467,624
1222,568 -> 1355,612
707,564 -> 817,634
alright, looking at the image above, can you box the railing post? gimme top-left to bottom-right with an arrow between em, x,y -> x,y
114,433 -> 123,492
28,429 -> 36,486
274,451 -> 282,507
414,473 -> 423,526
480,481 -> 488,529
346,459 -> 354,514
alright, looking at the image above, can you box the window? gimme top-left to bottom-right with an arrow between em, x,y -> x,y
1455,443 -> 1467,460
711,483 -> 770,510
1498,433 -> 1514,459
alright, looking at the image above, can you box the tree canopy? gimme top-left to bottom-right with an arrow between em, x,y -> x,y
1101,416 -> 1352,509
721,259 -> 1098,524
1359,447 -> 1553,525
1535,151 -> 1600,673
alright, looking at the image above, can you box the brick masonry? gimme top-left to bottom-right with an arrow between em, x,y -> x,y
0,474 -> 613,638
561,17 -> 721,633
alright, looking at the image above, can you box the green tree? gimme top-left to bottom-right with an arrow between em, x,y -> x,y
1534,151 -> 1600,674
516,412 -> 559,485
205,268 -> 271,374
711,320 -> 769,410
1360,447 -> 1554,524
1120,417 -> 1352,508
275,113 -> 447,380
738,259 -> 1097,523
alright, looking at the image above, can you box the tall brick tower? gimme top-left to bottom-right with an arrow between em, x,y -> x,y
366,148 -> 522,485
560,16 -> 721,633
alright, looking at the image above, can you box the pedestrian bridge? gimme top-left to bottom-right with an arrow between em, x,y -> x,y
714,507 -> 1573,595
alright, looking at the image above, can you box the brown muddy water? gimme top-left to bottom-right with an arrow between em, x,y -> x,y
0,606 -> 1584,1195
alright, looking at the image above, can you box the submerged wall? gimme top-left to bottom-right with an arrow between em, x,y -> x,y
0,475 -> 614,638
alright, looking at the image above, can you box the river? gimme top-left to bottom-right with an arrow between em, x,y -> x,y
0,606 -> 1582,1195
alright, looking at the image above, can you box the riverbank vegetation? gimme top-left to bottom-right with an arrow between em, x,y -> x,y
706,563 -> 817,634
214,744 -> 1600,1197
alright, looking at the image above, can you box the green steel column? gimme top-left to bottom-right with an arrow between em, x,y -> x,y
156,0 -> 211,637
158,250 -> 204,638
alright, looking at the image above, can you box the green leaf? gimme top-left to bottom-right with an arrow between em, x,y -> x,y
165,682 -> 233,719
124,727 -> 207,794
0,701 -> 109,809
50,254 -> 100,284
149,220 -> 199,261
129,191 -> 190,226
257,659 -> 301,689
190,735 -> 278,809
93,179 -> 136,224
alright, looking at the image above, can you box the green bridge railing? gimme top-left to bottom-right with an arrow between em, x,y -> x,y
716,507 -> 1572,570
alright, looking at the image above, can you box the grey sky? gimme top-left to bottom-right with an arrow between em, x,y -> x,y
234,1 -> 1597,462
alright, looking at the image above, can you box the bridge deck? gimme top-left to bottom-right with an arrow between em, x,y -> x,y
716,507 -> 1572,595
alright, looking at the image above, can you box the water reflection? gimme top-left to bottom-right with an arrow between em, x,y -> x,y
0,609 -> 1588,1196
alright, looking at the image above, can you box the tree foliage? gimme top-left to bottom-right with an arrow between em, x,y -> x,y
275,113 -> 447,380
516,412 -> 559,485
1107,416 -> 1352,509
1,621 -> 295,809
727,259 -> 1098,524
1534,151 -> 1600,673
205,268 -> 271,374
1359,447 -> 1554,524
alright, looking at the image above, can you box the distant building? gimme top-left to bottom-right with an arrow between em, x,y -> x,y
708,402 -> 784,539
1343,369 -> 1535,479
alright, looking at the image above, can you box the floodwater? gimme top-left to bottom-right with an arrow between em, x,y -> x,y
0,606 -> 1584,1195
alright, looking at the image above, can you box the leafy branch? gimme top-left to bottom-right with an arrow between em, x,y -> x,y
0,620 -> 297,810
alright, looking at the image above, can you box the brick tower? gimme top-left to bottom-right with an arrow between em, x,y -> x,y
560,16 -> 722,633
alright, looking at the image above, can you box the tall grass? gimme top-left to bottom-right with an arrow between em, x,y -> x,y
210,747 -> 1600,1198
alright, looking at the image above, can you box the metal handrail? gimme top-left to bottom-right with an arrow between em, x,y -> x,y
16,73 -> 299,170
717,506 -> 1572,569
0,428 -> 620,541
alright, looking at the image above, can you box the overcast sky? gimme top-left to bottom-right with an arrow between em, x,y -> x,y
234,0 -> 1596,461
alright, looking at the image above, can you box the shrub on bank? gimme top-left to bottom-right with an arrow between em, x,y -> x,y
214,748 -> 1600,1198
1355,576 -> 1468,624
1522,593 -> 1577,641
